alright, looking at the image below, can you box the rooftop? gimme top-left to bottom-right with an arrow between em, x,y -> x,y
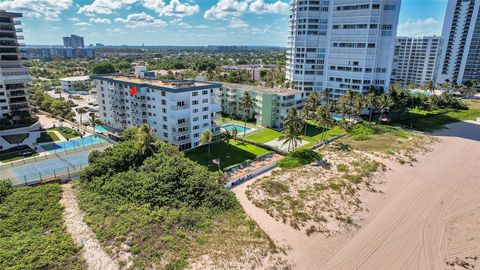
60,76 -> 90,81
93,74 -> 219,90
221,82 -> 304,96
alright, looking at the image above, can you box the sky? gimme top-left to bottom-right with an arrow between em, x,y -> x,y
0,0 -> 449,46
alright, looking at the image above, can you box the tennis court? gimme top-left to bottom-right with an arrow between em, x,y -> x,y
8,150 -> 93,185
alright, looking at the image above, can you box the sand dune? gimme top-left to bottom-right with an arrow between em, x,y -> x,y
235,119 -> 480,270
322,119 -> 480,270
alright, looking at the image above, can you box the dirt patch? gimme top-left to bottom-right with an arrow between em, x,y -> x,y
60,183 -> 121,270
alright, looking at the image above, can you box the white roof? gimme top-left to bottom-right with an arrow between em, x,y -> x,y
60,76 -> 90,82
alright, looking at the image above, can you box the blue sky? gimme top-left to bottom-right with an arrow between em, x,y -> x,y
0,0 -> 448,46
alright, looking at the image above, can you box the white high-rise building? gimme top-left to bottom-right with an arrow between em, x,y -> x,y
286,0 -> 401,99
93,74 -> 222,151
436,0 -> 480,85
391,36 -> 442,86
0,10 -> 31,123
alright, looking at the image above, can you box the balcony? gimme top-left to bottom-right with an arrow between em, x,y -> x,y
171,104 -> 190,110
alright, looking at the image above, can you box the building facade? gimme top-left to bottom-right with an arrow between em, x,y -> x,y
220,83 -> 306,129
391,36 -> 442,86
436,0 -> 480,85
0,10 -> 31,122
63,34 -> 84,48
286,0 -> 401,98
221,64 -> 277,81
60,76 -> 90,92
21,47 -> 95,59
93,75 -> 222,151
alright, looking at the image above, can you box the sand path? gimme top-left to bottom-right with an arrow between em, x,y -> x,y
60,183 -> 119,270
235,119 -> 480,270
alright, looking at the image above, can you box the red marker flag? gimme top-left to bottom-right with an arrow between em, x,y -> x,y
130,85 -> 137,96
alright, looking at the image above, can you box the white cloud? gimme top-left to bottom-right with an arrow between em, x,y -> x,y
397,18 -> 442,37
89,18 -> 111,24
78,0 -> 138,16
248,0 -> 288,14
106,27 -> 123,34
204,0 -> 249,20
251,26 -> 269,34
228,18 -> 249,29
0,0 -> 72,20
115,12 -> 167,28
143,0 -> 199,17
74,22 -> 92,26
68,17 -> 81,22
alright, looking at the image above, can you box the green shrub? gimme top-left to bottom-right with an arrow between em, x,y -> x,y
0,180 -> 13,203
260,179 -> 289,196
336,164 -> 349,172
278,149 -> 322,169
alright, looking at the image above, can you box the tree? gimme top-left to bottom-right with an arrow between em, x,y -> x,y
91,62 -> 116,74
239,91 -> 254,137
231,127 -> 238,142
222,129 -> 231,143
200,130 -> 213,164
89,113 -> 97,132
280,124 -> 302,152
76,107 -> 87,125
423,80 -> 435,94
54,88 -> 63,100
377,94 -> 393,122
73,81 -> 87,92
136,124 -> 158,158
283,107 -> 304,133
366,92 -> 377,124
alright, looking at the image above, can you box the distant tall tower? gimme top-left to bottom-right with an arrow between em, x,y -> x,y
0,10 -> 31,122
63,34 -> 84,48
286,0 -> 401,99
436,0 -> 480,85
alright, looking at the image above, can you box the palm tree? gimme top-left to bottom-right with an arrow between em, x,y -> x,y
377,94 -> 394,123
231,126 -> 238,142
222,129 -> 231,143
280,125 -> 302,152
89,113 -> 96,133
321,89 -> 332,106
283,108 -> 304,133
200,130 -> 213,164
239,91 -> 254,137
76,107 -> 87,125
136,124 -> 157,158
366,92 -> 377,124
423,80 -> 435,94
54,88 -> 63,100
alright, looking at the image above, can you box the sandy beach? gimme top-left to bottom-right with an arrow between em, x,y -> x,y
234,118 -> 480,270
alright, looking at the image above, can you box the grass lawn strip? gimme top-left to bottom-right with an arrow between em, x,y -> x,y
185,140 -> 270,171
0,145 -> 38,162
36,132 -> 61,143
48,127 -> 81,139
246,128 -> 282,144
1,133 -> 29,144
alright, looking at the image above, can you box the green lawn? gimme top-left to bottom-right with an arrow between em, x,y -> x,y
185,140 -> 270,171
0,145 -> 38,162
392,105 -> 480,132
48,127 -> 80,139
298,124 -> 345,149
36,132 -> 60,143
246,128 -> 282,143
1,134 -> 29,144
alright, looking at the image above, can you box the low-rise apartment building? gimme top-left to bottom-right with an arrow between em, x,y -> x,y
93,74 -> 222,151
220,83 -> 306,129
60,76 -> 90,92
221,64 -> 276,81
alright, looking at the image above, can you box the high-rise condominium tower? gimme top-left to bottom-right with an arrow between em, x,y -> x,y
0,10 -> 31,122
391,36 -> 442,86
63,34 -> 85,48
437,0 -> 480,85
286,0 -> 401,99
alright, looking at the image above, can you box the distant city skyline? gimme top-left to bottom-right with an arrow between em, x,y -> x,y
1,0 -> 448,46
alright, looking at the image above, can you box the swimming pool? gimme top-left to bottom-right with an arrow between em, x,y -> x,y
41,136 -> 108,153
332,114 -> 343,121
95,125 -> 109,133
222,124 -> 252,134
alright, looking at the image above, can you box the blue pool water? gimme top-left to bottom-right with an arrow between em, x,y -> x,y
95,125 -> 109,133
41,136 -> 108,153
222,124 -> 251,133
332,114 -> 344,121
